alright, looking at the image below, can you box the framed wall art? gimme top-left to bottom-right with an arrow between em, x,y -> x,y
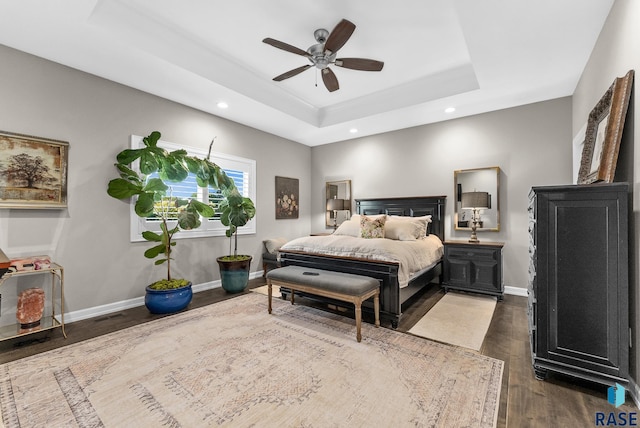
578,70 -> 634,184
0,131 -> 69,209
275,176 -> 299,219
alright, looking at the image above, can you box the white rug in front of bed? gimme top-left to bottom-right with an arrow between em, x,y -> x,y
408,292 -> 497,351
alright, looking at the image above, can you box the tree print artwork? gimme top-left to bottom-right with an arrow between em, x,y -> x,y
0,131 -> 68,208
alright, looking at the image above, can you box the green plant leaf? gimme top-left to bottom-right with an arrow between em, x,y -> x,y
190,199 -> 215,217
144,178 -> 168,193
143,131 -> 161,147
138,150 -> 160,175
177,208 -> 201,230
144,244 -> 166,258
116,148 -> 144,165
115,163 -> 142,183
142,230 -> 162,242
107,178 -> 142,199
135,193 -> 156,217
160,156 -> 189,182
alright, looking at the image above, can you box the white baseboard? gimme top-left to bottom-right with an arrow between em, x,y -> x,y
63,270 -> 264,324
64,275 -> 527,323
504,285 -> 528,297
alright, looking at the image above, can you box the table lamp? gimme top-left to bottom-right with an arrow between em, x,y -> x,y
461,191 -> 490,243
326,198 -> 345,230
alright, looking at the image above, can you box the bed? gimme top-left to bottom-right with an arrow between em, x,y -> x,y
278,196 -> 446,328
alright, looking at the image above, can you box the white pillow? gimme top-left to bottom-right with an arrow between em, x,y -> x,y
384,220 -> 421,241
333,219 -> 360,237
388,215 -> 432,237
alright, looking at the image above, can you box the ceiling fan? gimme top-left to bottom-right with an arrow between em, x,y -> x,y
262,19 -> 384,92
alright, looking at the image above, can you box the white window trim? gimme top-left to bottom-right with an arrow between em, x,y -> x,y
128,135 -> 256,242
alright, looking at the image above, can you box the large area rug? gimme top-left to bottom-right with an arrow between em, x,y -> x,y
408,292 -> 497,351
0,293 -> 503,427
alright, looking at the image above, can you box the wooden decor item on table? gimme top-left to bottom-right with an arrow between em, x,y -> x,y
16,288 -> 45,328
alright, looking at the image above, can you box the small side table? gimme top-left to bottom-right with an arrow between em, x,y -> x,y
0,262 -> 66,340
442,240 -> 504,299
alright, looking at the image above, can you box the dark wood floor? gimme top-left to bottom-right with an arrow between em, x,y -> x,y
0,277 -> 636,427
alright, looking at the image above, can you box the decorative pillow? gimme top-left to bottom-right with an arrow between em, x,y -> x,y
360,215 -> 386,239
333,219 -> 360,237
384,220 -> 421,241
263,237 -> 288,254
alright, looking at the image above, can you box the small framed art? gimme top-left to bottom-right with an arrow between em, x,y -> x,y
275,176 -> 299,219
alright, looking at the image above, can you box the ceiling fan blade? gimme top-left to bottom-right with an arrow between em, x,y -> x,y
322,68 -> 339,92
335,58 -> 384,71
324,19 -> 356,54
262,38 -> 310,57
273,65 -> 312,81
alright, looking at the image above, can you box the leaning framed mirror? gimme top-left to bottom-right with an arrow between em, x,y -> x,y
454,167 -> 500,232
325,180 -> 351,228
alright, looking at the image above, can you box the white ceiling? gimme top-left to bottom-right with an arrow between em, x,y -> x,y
0,0 -> 614,146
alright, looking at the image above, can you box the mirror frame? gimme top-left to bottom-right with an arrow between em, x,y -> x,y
325,180 -> 352,228
454,167 -> 500,232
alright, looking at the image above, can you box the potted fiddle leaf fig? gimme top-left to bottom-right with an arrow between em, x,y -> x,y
216,187 -> 256,293
107,131 -> 236,313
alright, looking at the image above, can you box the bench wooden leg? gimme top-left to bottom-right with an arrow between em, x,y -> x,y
355,303 -> 362,342
374,291 -> 380,328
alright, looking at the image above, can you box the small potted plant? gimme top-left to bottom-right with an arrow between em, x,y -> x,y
216,188 -> 256,293
107,131 -> 236,313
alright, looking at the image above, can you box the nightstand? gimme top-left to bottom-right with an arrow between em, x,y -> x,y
442,240 -> 504,299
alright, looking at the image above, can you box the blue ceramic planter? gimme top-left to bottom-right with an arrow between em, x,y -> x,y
144,283 -> 193,314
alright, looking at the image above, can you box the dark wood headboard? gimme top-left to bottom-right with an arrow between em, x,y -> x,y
355,196 -> 446,242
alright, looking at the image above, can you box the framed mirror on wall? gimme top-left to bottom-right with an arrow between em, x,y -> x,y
325,180 -> 351,229
454,167 -> 500,232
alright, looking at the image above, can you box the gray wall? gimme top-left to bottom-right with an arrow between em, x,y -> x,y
311,97 -> 573,290
573,0 -> 640,398
0,44 -> 311,318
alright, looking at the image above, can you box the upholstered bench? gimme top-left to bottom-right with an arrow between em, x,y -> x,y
266,266 -> 380,342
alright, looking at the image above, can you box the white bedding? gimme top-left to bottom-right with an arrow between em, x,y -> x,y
279,234 -> 444,288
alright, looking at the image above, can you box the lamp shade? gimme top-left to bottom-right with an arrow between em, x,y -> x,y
326,198 -> 345,211
461,192 -> 490,209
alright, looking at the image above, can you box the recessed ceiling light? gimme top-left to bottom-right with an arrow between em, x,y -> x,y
217,102 -> 228,109
349,128 -> 358,134
445,107 -> 456,113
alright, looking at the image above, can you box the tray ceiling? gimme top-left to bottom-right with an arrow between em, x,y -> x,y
0,1 -> 614,146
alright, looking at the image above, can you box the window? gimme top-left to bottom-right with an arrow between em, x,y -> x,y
129,135 -> 256,242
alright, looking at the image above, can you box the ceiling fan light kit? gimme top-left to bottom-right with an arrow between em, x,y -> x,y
263,19 -> 384,92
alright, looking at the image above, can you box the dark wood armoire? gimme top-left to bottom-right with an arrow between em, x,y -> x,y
528,183 -> 629,386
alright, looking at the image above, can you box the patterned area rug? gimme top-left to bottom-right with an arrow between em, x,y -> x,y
408,292 -> 497,351
0,293 -> 503,427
